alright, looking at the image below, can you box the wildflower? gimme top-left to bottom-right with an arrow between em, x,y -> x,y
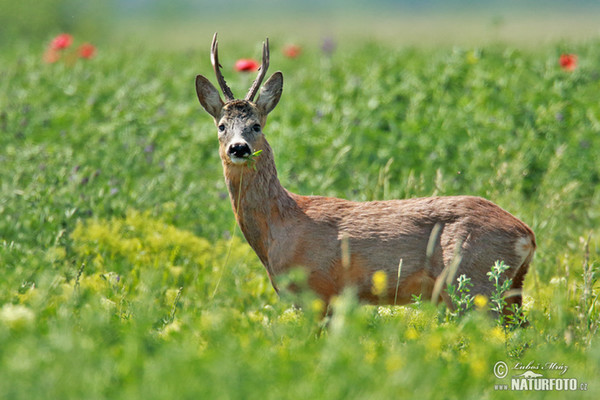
363,339 -> 377,364
235,59 -> 259,72
425,332 -> 442,354
18,285 -> 40,304
549,276 -> 566,286
278,307 -> 301,324
283,44 -> 302,58
377,306 -> 393,318
473,294 -> 488,310
50,33 -> 73,50
559,54 -> 577,71
78,43 -> 96,59
0,304 -> 35,329
385,354 -> 404,371
311,298 -> 325,314
371,270 -> 388,297
466,50 -> 480,65
470,356 -> 487,378
489,326 -> 505,344
405,327 -> 419,340
321,36 -> 336,55
169,265 -> 183,277
44,34 -> 96,64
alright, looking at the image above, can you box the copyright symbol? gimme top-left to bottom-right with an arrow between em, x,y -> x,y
494,361 -> 508,379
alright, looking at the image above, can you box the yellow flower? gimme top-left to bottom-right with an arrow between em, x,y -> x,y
80,273 -> 106,292
371,270 -> 388,297
426,333 -> 442,353
168,265 -> 183,277
385,354 -> 404,371
18,286 -> 40,305
489,326 -> 506,345
466,50 -> 480,64
405,327 -> 419,340
470,356 -> 487,378
311,298 -> 325,315
474,294 -> 488,310
363,339 -> 378,364
278,307 -> 301,324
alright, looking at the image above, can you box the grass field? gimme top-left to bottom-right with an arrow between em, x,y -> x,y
1,33 -> 599,399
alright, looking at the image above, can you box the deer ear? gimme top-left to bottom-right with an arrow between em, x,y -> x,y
196,75 -> 224,120
256,72 -> 283,115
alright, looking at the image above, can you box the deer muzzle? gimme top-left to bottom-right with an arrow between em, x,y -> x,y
227,142 -> 252,164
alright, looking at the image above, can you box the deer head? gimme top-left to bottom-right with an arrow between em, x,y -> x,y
196,33 -> 283,166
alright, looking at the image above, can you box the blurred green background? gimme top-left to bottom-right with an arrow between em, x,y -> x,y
2,0 -> 600,49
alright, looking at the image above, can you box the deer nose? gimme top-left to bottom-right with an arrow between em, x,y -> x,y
228,142 -> 251,159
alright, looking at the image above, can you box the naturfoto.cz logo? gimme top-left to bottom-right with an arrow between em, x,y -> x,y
493,361 -> 589,392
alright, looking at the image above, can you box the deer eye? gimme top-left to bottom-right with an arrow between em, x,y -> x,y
218,124 -> 225,132
252,124 -> 261,133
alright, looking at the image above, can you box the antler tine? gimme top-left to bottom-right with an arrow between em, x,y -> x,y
211,33 -> 235,102
245,38 -> 270,102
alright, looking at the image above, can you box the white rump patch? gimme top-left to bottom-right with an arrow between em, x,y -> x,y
514,236 -> 534,266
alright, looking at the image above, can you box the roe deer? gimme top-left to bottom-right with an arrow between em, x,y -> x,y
195,33 -> 536,313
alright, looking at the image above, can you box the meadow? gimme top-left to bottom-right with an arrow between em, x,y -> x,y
1,34 -> 599,399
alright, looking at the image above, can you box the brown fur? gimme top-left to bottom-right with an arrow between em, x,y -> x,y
218,132 -> 536,310
195,39 -> 536,313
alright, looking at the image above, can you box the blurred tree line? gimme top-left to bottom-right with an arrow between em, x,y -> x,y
2,0 -> 598,45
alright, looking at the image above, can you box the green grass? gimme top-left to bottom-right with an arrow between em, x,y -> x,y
1,37 -> 599,399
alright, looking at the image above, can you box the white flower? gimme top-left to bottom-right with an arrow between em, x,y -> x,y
0,304 -> 35,329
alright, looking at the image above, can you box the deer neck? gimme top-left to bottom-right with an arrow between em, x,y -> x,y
222,138 -> 296,270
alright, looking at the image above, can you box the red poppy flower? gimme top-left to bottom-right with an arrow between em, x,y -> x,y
559,54 -> 577,71
50,33 -> 73,50
234,59 -> 259,72
78,43 -> 96,59
283,44 -> 302,58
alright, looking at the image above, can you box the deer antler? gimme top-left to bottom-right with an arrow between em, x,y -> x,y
245,38 -> 270,102
211,33 -> 235,102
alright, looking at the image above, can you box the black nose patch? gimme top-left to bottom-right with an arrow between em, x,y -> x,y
228,143 -> 251,158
